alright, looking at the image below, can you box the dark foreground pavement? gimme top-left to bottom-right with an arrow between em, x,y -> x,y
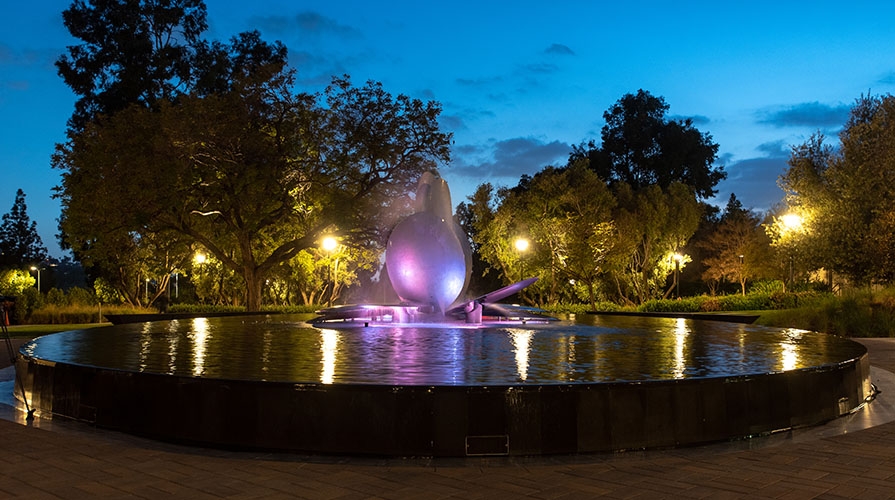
0,338 -> 893,499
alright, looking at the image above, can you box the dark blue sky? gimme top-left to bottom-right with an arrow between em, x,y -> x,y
3,1 -> 894,256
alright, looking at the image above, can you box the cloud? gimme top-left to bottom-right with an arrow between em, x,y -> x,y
251,12 -> 362,39
757,101 -> 851,128
756,140 -> 789,157
878,71 -> 895,85
449,137 -> 572,184
520,62 -> 559,75
713,155 -> 788,212
544,44 -> 575,56
438,114 -> 466,132
1,80 -> 29,91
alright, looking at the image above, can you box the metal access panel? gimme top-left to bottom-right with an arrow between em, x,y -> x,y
465,435 -> 509,456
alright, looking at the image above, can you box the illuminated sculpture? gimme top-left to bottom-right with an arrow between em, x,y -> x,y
314,172 -> 546,325
385,172 -> 471,313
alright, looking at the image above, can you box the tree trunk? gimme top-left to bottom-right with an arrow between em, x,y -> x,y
243,267 -> 264,312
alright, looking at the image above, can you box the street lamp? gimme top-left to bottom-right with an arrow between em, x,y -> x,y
514,237 -> 530,281
782,213 -> 803,288
322,236 -> 338,307
30,266 -> 40,293
672,253 -> 683,299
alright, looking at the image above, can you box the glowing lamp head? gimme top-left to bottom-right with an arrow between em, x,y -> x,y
782,213 -> 803,230
322,236 -> 338,253
514,238 -> 530,252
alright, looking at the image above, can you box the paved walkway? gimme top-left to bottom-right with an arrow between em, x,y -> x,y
0,338 -> 894,499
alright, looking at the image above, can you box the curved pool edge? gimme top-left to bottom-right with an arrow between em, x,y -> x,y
14,343 -> 873,457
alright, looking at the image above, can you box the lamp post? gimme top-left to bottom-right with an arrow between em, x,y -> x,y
672,253 -> 683,299
30,266 -> 40,293
781,213 -> 803,289
514,237 -> 530,281
322,236 -> 338,307
738,254 -> 745,296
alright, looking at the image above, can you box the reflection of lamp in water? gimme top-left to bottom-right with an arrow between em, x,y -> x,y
509,329 -> 533,381
320,329 -> 339,384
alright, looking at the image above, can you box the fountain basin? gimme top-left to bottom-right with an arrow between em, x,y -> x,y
15,314 -> 872,456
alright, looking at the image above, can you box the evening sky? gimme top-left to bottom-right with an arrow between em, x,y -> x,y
3,1 -> 895,256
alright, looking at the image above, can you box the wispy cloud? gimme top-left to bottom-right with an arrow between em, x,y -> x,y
756,140 -> 789,157
250,12 -> 362,40
757,101 -> 850,128
450,137 -> 571,183
713,155 -> 788,212
544,44 -> 575,56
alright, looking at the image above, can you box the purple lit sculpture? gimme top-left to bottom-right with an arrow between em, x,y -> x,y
314,172 -> 548,325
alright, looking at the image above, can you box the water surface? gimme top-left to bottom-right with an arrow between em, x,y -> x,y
21,314 -> 865,386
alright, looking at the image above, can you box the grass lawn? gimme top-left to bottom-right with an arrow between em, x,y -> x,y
2,323 -> 111,339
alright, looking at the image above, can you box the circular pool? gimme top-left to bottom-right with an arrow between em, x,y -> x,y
15,314 -> 872,456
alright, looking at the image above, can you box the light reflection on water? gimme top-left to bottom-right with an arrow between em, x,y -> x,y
20,314 -> 864,386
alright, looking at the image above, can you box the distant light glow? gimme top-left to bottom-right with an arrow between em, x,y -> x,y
514,238 -> 530,252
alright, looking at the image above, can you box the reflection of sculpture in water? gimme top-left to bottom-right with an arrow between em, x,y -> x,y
315,172 -> 545,325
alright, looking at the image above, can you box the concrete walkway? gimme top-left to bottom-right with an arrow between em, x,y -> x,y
0,339 -> 894,499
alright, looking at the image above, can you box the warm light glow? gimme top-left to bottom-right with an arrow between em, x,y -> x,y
30,266 -> 37,271
322,236 -> 338,253
782,213 -> 803,230
514,237 -> 530,252
509,329 -> 533,381
320,329 -> 339,384
194,253 -> 207,265
673,253 -> 683,263
190,317 -> 209,377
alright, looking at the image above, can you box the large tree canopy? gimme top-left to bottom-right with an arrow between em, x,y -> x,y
780,94 -> 895,285
53,0 -> 452,310
54,74 -> 451,310
570,89 -> 724,199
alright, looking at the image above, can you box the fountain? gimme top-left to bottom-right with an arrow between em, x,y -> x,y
13,174 -> 874,457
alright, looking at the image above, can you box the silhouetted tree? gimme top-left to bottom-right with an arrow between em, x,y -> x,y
570,89 -> 724,199
0,189 -> 48,268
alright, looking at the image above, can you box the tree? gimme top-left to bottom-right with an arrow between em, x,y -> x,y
56,0 -> 208,129
609,182 -> 702,304
570,89 -> 724,199
780,94 -> 895,285
0,189 -> 49,268
466,162 -> 617,307
54,75 -> 451,311
700,194 -> 763,295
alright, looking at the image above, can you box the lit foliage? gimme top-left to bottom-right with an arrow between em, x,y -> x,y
780,94 -> 895,285
0,269 -> 36,296
700,194 -> 765,295
466,162 -> 617,307
610,182 -> 702,304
